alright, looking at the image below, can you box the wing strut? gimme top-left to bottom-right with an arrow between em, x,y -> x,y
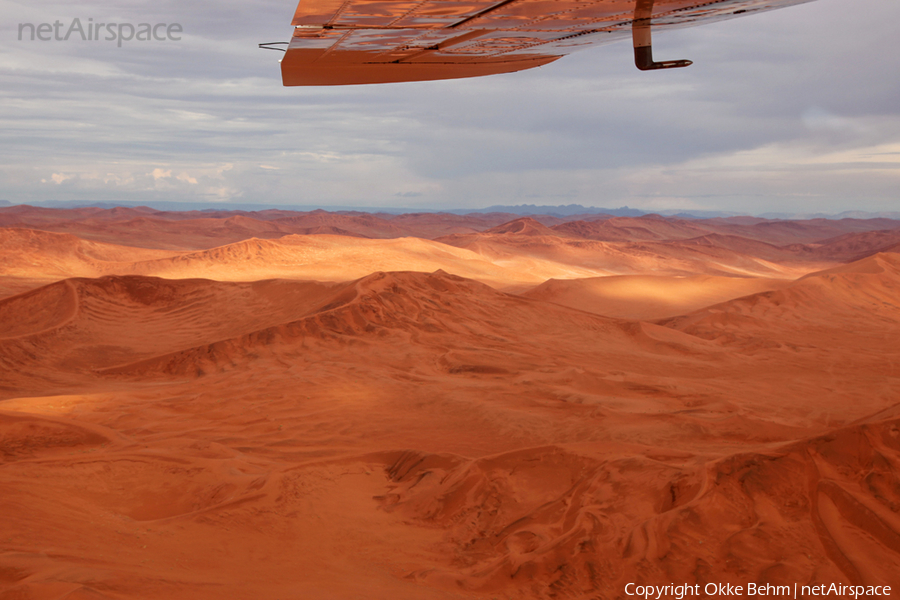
259,41 -> 288,52
632,0 -> 692,70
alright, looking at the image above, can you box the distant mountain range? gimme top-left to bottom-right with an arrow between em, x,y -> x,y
2,199 -> 898,220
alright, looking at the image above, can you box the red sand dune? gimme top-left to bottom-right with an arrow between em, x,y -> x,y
0,276 -> 343,391
1,209 -> 899,599
116,234 -> 587,286
0,228 -> 173,278
0,228 -> 177,298
704,217 -> 900,245
437,230 -> 829,278
0,206 -> 533,249
664,252 -> 900,341
520,274 -> 791,320
383,418 -> 900,596
551,214 -> 714,241
5,205 -> 899,248
0,228 -> 611,296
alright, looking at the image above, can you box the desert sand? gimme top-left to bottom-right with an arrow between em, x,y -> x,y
1,206 -> 898,600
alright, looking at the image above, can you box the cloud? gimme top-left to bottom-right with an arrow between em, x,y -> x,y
1,0 -> 898,212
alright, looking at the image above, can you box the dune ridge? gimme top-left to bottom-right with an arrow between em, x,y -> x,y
5,212 -> 900,300
0,228 -> 612,295
87,270 -> 633,378
380,417 -> 900,596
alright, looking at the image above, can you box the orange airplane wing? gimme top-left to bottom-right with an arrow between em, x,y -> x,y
275,0 -> 814,85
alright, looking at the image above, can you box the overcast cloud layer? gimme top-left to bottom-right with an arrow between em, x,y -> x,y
1,0 -> 898,214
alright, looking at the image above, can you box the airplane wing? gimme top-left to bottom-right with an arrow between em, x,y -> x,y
276,0 -> 814,85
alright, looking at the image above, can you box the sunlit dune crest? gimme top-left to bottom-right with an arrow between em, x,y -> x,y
665,252 -> 900,339
1,208 -> 899,599
120,235 -> 606,287
0,228 -> 608,292
521,274 -> 792,320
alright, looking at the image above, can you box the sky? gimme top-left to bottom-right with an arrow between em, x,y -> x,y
1,0 -> 899,215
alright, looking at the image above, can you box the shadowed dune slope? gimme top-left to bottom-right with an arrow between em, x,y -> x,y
551,214 -> 713,241
95,270 -> 646,379
0,228 -> 174,278
0,228 -> 180,298
484,217 -> 565,237
0,279 -> 79,338
674,233 -> 801,261
707,217 -> 900,244
0,276 -> 343,392
807,229 -> 900,261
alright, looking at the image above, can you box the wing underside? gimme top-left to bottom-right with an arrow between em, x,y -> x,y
281,0 -> 812,85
